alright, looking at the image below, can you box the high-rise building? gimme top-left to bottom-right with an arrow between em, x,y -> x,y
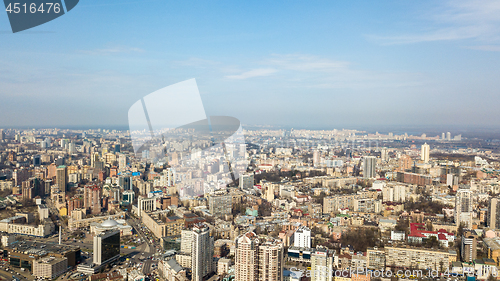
421,143 -> 430,163
239,143 -> 247,158
68,197 -> 83,216
313,150 -> 320,167
13,168 -> 31,187
180,229 -> 194,254
56,165 -> 68,192
363,156 -> 376,179
93,229 -> 120,265
461,230 -> 477,263
33,155 -> 41,166
191,223 -> 214,281
442,133 -> 445,140
488,197 -> 500,230
345,148 -> 352,158
90,153 -> 100,168
83,183 -> 101,214
455,188 -> 473,228
235,232 -> 259,281
235,232 -> 283,281
446,132 -> 451,141
446,174 -> 456,186
380,148 -> 389,162
239,173 -> 254,190
21,177 -> 43,199
170,152 -> 179,166
118,154 -> 128,171
208,191 -> 232,217
68,142 -> 76,154
257,238 -> 284,281
0,129 -> 4,141
311,247 -> 335,281
382,185 -> 407,203
398,155 -> 412,171
60,139 -> 68,148
293,226 -> 311,248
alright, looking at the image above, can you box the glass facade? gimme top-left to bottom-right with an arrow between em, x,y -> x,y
10,258 -> 20,267
101,233 -> 120,262
21,260 -> 31,271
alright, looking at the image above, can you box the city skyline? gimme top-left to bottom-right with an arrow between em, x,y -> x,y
4,1 -> 500,281
1,1 -> 500,128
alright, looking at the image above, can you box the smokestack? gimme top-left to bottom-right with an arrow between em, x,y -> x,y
59,225 -> 61,245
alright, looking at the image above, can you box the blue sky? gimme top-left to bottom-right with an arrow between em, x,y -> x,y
1,0 -> 500,130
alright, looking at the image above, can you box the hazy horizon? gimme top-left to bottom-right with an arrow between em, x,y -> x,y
2,1 -> 500,129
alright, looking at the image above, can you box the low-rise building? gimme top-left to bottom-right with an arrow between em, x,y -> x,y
32,256 -> 68,279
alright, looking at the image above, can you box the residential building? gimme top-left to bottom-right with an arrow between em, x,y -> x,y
293,226 -> 311,248
310,247 -> 334,281
421,143 -> 430,163
461,230 -> 477,263
488,197 -> 500,230
456,188 -> 473,228
235,231 -> 284,281
191,223 -> 214,281
208,191 -> 232,217
363,156 -> 376,179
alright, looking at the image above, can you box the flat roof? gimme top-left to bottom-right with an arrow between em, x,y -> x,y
6,240 -> 80,256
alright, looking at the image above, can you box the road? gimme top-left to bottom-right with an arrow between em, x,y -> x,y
127,217 -> 159,275
17,213 -> 161,277
0,268 -> 32,281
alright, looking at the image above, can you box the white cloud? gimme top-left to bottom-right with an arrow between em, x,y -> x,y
173,57 -> 221,67
80,46 -> 144,55
369,0 -> 500,46
464,45 -> 500,51
225,68 -> 278,79
219,53 -> 428,90
264,54 -> 350,71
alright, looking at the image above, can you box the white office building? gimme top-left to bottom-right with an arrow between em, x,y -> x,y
293,226 -> 311,248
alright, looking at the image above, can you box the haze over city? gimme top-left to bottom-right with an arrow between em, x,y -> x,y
2,0 -> 500,129
3,1 -> 500,281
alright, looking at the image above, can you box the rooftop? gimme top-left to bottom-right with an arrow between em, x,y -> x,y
6,240 -> 80,256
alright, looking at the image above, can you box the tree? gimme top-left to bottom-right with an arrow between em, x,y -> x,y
424,236 -> 439,248
426,220 -> 434,231
258,202 -> 272,217
21,198 -> 35,207
340,227 -> 380,252
457,222 -> 466,237
395,218 -> 409,234
312,191 -> 327,204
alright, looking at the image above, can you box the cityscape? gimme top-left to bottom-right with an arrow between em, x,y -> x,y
3,1 -> 500,281
0,127 -> 500,281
